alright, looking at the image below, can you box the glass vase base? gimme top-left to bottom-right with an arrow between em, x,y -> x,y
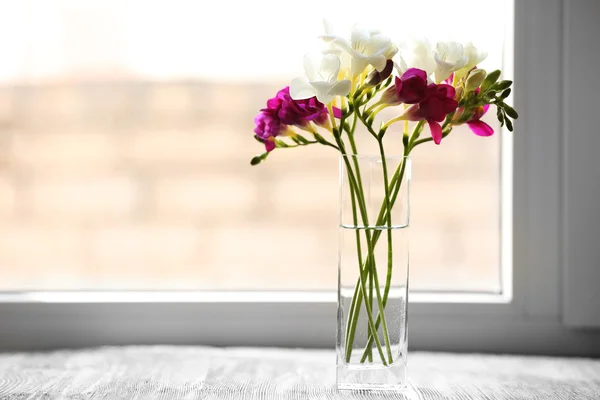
336,363 -> 407,391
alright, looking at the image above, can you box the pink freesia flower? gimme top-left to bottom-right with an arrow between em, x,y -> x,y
466,105 -> 494,137
270,87 -> 332,127
380,68 -> 428,105
395,68 -> 429,104
254,87 -> 341,152
403,83 -> 459,144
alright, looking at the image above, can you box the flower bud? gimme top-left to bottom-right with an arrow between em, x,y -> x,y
465,69 -> 486,92
379,85 -> 401,106
366,59 -> 394,86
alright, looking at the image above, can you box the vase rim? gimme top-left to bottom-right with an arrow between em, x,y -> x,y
340,154 -> 411,161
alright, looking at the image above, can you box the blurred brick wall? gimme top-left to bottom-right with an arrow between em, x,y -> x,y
0,81 -> 500,291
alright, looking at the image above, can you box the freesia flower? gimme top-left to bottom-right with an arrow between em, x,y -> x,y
321,24 -> 397,77
255,86 -> 342,152
397,38 -> 436,78
395,68 -> 429,104
466,105 -> 494,137
290,54 -> 351,105
380,68 -> 429,105
433,41 -> 468,83
270,87 -> 330,127
402,83 -> 459,144
453,42 -> 487,81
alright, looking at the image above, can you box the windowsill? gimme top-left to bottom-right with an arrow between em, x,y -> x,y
0,290 -> 511,304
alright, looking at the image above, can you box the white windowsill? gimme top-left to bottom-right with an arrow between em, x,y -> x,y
0,290 -> 512,304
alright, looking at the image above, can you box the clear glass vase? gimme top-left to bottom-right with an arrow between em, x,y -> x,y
336,154 -> 411,391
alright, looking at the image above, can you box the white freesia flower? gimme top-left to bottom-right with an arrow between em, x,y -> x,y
321,24 -> 397,77
290,54 -> 351,105
393,53 -> 408,76
433,41 -> 468,83
400,37 -> 437,78
453,42 -> 488,81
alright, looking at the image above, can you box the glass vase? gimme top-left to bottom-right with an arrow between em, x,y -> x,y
336,154 -> 410,391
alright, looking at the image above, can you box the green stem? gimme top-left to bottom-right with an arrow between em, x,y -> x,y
359,142 -> 406,362
343,117 -> 374,362
332,118 -> 388,366
343,175 -> 363,359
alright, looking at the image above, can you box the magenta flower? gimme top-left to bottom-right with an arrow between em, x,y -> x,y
254,110 -> 281,152
403,83 -> 459,144
273,87 -> 330,127
254,86 -> 341,152
395,68 -> 429,104
466,105 -> 494,137
380,68 -> 428,105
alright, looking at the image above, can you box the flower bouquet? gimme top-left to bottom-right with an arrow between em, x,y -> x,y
251,23 -> 518,391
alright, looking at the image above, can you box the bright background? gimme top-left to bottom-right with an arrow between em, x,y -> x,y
0,0 -> 512,291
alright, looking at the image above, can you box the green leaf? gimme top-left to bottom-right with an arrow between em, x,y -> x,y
485,90 -> 497,99
253,135 -> 265,143
496,108 -> 505,126
505,118 -> 514,132
493,80 -> 512,91
499,88 -> 511,99
290,136 -> 301,145
481,70 -> 501,92
275,140 -> 289,148
250,152 -> 268,166
504,104 -> 519,119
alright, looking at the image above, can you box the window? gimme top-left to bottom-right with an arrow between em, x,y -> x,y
2,0 -> 599,355
0,0 -> 510,292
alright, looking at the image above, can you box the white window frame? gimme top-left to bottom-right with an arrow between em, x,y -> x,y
1,0 -> 599,354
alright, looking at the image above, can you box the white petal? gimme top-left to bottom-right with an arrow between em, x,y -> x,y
369,55 -> 388,72
328,79 -> 351,97
303,54 -> 319,82
350,25 -> 370,50
310,81 -> 335,104
350,56 -> 369,76
393,54 -> 407,75
319,54 -> 341,82
329,37 -> 354,56
368,34 -> 392,55
290,77 -> 316,100
383,43 -> 398,60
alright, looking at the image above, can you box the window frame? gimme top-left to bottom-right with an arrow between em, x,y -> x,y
1,0 -> 600,355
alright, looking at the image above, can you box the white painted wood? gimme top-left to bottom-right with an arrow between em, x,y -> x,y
0,346 -> 599,399
512,0 -> 563,319
1,301 -> 600,355
562,0 -> 600,328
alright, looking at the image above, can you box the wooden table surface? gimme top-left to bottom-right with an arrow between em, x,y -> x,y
0,346 -> 598,399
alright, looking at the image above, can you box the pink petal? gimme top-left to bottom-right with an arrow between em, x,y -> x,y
428,119 -> 443,145
265,138 -> 275,152
482,104 -> 490,115
467,120 -> 494,137
401,68 -> 428,82
332,107 -> 342,119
